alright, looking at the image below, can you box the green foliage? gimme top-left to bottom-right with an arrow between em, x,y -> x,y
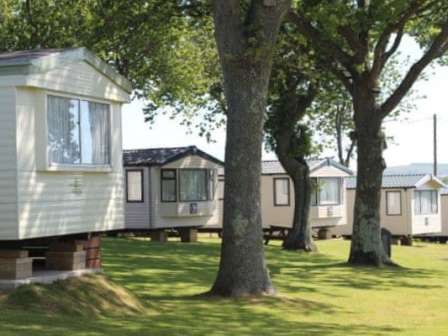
0,0 -> 221,139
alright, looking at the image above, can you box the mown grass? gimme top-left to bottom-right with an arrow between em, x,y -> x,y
1,237 -> 447,336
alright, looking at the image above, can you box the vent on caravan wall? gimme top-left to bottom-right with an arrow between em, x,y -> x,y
327,207 -> 334,217
190,203 -> 198,215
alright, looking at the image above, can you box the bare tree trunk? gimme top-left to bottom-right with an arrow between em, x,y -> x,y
280,157 -> 316,252
210,1 -> 290,297
210,65 -> 275,296
348,98 -> 393,266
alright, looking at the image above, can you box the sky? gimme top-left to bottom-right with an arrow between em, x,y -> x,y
122,38 -> 448,169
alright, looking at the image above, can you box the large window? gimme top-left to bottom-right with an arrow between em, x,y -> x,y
161,168 -> 216,202
161,169 -> 177,202
311,177 -> 341,206
47,95 -> 110,166
386,191 -> 401,216
179,169 -> 208,202
274,178 -> 290,206
126,170 -> 143,202
415,190 -> 438,215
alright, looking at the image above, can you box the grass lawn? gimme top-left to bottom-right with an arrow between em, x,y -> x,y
1,237 -> 448,335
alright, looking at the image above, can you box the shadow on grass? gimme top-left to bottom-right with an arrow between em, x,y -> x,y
102,238 -> 442,297
4,237 -> 437,335
0,302 -> 401,336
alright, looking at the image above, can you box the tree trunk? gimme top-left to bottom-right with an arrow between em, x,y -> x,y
210,64 -> 275,296
348,99 -> 393,266
280,157 -> 317,252
209,0 -> 290,297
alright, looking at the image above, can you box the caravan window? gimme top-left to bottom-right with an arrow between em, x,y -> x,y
47,95 -> 110,166
274,178 -> 290,206
126,170 -> 143,202
179,169 -> 208,202
415,190 -> 438,215
311,177 -> 341,206
386,191 -> 401,216
161,169 -> 177,202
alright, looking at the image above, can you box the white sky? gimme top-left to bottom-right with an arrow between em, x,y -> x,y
122,38 -> 448,168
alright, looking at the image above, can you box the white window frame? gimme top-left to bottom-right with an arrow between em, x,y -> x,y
311,177 -> 342,206
41,92 -> 113,172
414,190 -> 438,215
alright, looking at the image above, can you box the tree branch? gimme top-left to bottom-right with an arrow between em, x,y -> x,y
344,139 -> 356,167
287,10 -> 359,81
370,1 -> 423,80
337,25 -> 368,64
380,20 -> 448,117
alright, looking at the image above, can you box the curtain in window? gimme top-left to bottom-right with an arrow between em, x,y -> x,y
416,190 -> 437,215
88,102 -> 110,164
179,170 -> 207,201
47,96 -> 80,164
386,192 -> 401,215
208,170 -> 216,200
162,180 -> 176,201
275,179 -> 289,205
127,171 -> 143,201
319,178 -> 340,205
421,191 -> 432,214
431,191 -> 438,213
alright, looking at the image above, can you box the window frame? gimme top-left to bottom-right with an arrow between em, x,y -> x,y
208,169 -> 216,201
160,169 -> 178,203
45,93 -> 112,171
311,177 -> 342,206
178,168 -> 210,202
218,178 -> 225,201
415,189 -> 438,215
126,169 -> 144,203
273,177 -> 291,207
385,190 -> 402,216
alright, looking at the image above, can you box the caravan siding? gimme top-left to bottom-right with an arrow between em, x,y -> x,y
27,62 -> 129,103
0,87 -> 18,239
150,155 -> 221,229
124,167 -> 151,229
15,87 -> 125,240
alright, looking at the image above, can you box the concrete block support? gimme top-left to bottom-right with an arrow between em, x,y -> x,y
150,230 -> 168,243
0,250 -> 33,280
179,228 -> 198,243
0,258 -> 33,280
317,228 -> 332,240
46,251 -> 86,271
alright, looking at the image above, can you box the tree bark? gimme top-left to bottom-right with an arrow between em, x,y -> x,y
279,156 -> 316,252
209,1 -> 290,297
348,94 -> 393,266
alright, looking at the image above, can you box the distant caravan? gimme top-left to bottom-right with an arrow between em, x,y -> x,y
331,174 -> 446,244
123,146 -> 223,242
206,159 -> 353,240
